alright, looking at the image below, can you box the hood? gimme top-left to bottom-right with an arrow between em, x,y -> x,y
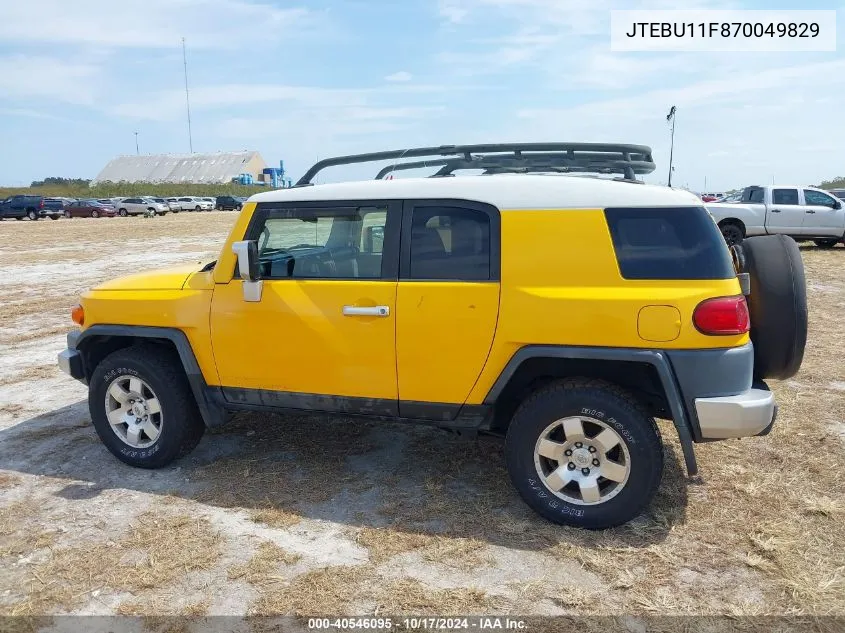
94,263 -> 201,291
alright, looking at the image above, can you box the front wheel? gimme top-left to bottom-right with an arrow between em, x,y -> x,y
814,238 -> 839,248
118,209 -> 128,217
89,347 -> 205,468
195,206 -> 201,211
92,209 -> 100,218
27,210 -> 38,221
505,379 -> 663,529
49,214 -> 59,220
65,210 -> 72,219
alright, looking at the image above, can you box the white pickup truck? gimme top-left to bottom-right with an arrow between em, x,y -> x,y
706,185 -> 845,247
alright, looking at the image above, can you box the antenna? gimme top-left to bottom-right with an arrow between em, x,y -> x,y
134,131 -> 139,155
666,106 -> 677,187
182,37 -> 194,154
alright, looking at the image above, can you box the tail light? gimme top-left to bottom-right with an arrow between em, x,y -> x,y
71,304 -> 84,326
39,200 -> 44,209
693,295 -> 749,335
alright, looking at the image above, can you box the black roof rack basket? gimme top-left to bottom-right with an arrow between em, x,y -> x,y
295,142 -> 655,186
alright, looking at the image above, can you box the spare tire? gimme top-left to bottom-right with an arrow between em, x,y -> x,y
734,235 -> 807,380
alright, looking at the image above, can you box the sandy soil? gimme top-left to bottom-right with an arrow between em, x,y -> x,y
0,213 -> 843,627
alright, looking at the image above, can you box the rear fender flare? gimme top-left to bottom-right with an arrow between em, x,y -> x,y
484,345 -> 698,476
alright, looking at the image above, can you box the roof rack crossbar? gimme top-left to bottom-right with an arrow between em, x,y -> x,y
295,143 -> 654,186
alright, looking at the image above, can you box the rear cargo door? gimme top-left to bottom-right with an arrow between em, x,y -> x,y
395,201 -> 500,418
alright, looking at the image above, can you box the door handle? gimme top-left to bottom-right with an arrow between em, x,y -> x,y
770,209 -> 781,213
806,210 -> 816,214
343,305 -> 390,317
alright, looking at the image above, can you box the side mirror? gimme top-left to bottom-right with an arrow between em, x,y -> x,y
834,200 -> 842,210
232,240 -> 259,281
231,240 -> 262,302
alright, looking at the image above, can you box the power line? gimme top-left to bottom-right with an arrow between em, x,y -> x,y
182,37 -> 194,154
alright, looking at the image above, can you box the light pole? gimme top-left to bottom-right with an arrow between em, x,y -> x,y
666,106 -> 677,187
134,131 -> 139,155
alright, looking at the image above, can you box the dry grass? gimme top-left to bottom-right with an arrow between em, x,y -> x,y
228,541 -> 301,585
6,511 -> 222,615
0,499 -> 57,558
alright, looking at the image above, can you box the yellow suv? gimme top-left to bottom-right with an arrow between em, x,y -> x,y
57,143 -> 807,529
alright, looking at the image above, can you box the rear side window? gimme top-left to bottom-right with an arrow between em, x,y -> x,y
604,207 -> 734,280
772,189 -> 799,205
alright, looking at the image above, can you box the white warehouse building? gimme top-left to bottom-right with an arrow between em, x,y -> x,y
91,151 -> 267,185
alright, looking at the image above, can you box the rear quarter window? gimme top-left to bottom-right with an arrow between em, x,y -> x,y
604,207 -> 734,280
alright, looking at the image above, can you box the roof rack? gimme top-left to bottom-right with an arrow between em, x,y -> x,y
295,143 -> 655,186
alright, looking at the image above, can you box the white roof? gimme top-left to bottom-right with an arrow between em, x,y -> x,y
91,151 -> 264,185
248,174 -> 702,209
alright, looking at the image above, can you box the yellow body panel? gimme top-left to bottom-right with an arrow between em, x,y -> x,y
81,270 -> 220,384
396,282 -> 499,405
209,279 -> 398,398
465,209 -> 747,404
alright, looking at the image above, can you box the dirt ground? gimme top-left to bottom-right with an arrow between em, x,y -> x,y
0,213 -> 843,628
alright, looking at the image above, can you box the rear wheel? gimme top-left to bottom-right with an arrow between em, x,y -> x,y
27,210 -> 37,221
89,347 -> 205,468
505,379 -> 663,529
65,210 -> 72,219
719,221 -> 744,246
814,238 -> 839,248
49,215 -> 59,220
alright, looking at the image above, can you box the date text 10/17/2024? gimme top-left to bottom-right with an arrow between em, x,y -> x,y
307,618 -> 528,630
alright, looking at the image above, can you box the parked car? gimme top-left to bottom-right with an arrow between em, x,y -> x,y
41,198 -> 70,219
176,196 -> 213,211
707,184 -> 845,247
829,189 -> 845,201
0,195 -> 63,220
700,192 -> 724,203
149,198 -> 173,214
58,142 -> 806,530
64,199 -> 117,218
115,197 -> 169,217
714,191 -> 743,203
215,195 -> 243,211
165,197 -> 183,212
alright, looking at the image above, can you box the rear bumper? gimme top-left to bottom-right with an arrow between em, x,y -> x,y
695,386 -> 776,439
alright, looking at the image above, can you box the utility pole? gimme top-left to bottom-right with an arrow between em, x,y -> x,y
666,105 -> 677,188
134,131 -> 139,155
182,37 -> 194,154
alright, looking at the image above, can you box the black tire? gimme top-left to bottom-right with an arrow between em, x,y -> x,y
118,208 -> 128,217
27,210 -> 38,221
49,215 -> 59,220
195,206 -> 201,211
719,221 -> 745,246
91,210 -> 100,218
65,210 -> 72,219
735,235 -> 807,380
89,346 -> 205,468
813,238 -> 839,248
505,379 -> 663,530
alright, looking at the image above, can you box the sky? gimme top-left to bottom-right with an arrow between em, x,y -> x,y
0,0 -> 843,190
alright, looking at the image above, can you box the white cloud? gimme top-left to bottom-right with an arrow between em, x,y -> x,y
0,0 -> 315,49
384,71 -> 413,82
0,55 -> 100,104
511,58 -> 845,189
